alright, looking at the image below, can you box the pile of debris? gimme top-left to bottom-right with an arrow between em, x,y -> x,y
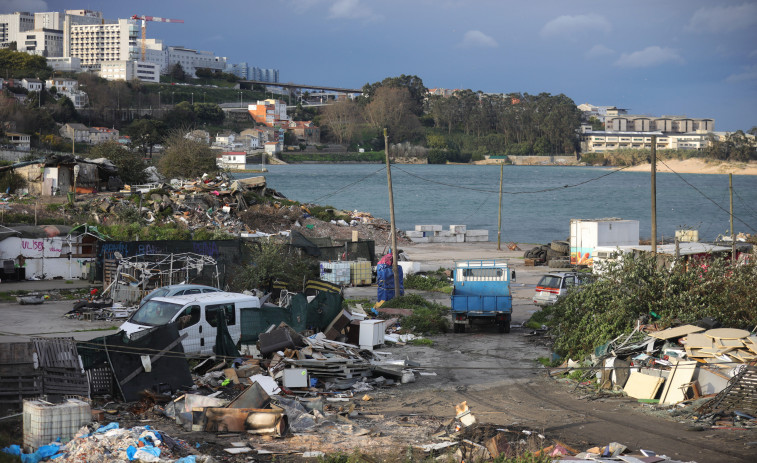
551,322 -> 757,429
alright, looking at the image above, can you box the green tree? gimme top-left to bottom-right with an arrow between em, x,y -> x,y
229,240 -> 316,291
170,63 -> 186,81
193,103 -> 225,125
588,116 -> 604,131
158,133 -> 218,178
85,141 -> 148,185
51,96 -> 77,123
127,118 -> 166,158
163,101 -> 196,128
321,99 -> 361,145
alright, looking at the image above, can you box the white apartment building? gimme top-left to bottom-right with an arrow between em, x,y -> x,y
46,78 -> 88,109
21,78 -> 43,92
0,12 -> 35,48
167,46 -> 226,77
580,131 -> 716,153
99,60 -> 160,83
68,18 -> 139,68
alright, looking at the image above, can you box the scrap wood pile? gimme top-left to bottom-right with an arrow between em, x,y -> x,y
550,321 -> 757,428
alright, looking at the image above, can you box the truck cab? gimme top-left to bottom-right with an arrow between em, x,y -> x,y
450,260 -> 513,333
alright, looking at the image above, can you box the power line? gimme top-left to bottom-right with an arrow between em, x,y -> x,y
657,159 -> 757,233
733,188 -> 757,220
308,166 -> 386,204
392,164 -> 635,195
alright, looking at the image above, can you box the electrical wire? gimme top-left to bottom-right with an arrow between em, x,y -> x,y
308,166 -> 386,204
657,159 -> 757,233
733,189 -> 757,220
392,164 -> 635,195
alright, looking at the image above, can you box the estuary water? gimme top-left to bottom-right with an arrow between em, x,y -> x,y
235,164 -> 757,244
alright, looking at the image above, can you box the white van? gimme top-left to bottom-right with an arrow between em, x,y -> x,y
119,292 -> 260,355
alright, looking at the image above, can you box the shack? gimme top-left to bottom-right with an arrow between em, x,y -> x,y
0,224 -> 104,280
0,154 -> 121,196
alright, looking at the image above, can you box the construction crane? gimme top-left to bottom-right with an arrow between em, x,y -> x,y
131,15 -> 184,61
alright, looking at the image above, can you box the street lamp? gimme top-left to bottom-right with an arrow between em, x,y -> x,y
191,92 -> 194,105
239,91 -> 242,108
158,91 -> 161,109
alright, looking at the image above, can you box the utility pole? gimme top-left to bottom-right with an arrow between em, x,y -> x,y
497,162 -> 503,251
729,173 -> 735,264
651,135 -> 657,256
384,128 -> 400,298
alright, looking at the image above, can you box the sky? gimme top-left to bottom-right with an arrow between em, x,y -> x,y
5,0 -> 757,131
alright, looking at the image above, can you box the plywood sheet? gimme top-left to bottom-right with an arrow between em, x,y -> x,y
704,328 -> 750,340
649,325 -> 704,340
716,339 -> 744,348
660,360 -> 697,405
624,371 -> 665,400
684,333 -> 713,349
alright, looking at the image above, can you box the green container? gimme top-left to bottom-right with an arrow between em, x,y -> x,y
67,192 -> 74,203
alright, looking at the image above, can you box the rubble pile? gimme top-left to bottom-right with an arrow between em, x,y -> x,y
551,322 -> 757,430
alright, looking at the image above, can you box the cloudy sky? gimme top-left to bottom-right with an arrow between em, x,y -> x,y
6,0 -> 757,130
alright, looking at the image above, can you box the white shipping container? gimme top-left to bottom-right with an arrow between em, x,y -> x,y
570,219 -> 639,266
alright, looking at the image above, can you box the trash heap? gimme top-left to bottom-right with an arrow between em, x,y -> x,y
523,240 -> 570,267
551,322 -> 757,429
410,402 -> 691,462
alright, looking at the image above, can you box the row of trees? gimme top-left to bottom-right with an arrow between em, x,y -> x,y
318,75 -> 583,162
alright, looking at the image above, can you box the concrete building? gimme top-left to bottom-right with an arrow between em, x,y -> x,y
61,10 -> 105,58
216,151 -> 247,170
99,60 -> 160,83
226,62 -> 249,79
18,28 -> 63,57
579,131 -> 718,153
264,141 -> 281,155
250,67 -> 279,83
34,12 -> 64,30
68,18 -> 139,68
46,78 -> 88,109
46,56 -> 82,72
605,115 -> 714,134
5,132 -> 31,151
167,46 -> 226,77
21,78 -> 43,92
287,120 -> 320,144
59,123 -> 90,142
577,104 -> 629,123
248,99 -> 288,127
89,127 -> 119,144
0,12 -> 35,49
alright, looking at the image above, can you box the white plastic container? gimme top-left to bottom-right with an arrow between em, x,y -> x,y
319,262 -> 350,285
23,399 -> 91,451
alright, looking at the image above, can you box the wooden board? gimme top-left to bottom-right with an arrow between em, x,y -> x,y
624,371 -> 665,400
660,360 -> 698,405
685,333 -> 714,349
704,328 -> 750,340
716,339 -> 744,348
650,325 -> 704,340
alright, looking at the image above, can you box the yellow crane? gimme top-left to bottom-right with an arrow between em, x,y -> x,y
131,15 -> 184,61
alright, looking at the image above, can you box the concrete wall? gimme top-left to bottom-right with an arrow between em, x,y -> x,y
507,155 -> 580,165
0,236 -> 93,279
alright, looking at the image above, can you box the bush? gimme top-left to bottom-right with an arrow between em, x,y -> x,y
228,239 -> 317,292
404,271 -> 451,293
549,253 -> 757,358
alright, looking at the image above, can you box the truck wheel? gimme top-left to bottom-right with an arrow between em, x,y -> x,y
503,321 -> 510,333
551,240 -> 570,254
498,323 -> 505,333
458,324 -> 465,333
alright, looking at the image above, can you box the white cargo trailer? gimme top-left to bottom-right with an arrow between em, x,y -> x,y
570,219 -> 639,266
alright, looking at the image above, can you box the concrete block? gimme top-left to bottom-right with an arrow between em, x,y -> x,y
454,233 -> 465,242
431,236 -> 458,243
408,236 -> 430,243
465,229 -> 489,237
415,224 -> 442,232
465,235 -> 489,242
405,230 -> 424,238
436,230 -> 453,237
450,225 -> 467,234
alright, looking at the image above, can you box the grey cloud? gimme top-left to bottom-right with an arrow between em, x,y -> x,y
459,30 -> 498,49
541,14 -> 611,40
688,3 -> 757,33
615,46 -> 684,68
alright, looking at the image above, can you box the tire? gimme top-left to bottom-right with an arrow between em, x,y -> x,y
524,249 -> 534,259
503,321 -> 510,333
549,258 -> 570,268
550,240 -> 570,254
498,323 -> 505,333
459,323 -> 465,333
453,323 -> 460,333
546,248 -> 563,260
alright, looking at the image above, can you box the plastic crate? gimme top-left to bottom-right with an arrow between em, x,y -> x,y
349,261 -> 372,286
23,398 -> 91,451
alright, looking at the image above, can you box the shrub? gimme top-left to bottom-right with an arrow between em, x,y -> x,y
382,294 -> 449,334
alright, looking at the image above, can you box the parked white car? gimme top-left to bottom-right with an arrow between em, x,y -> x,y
532,272 -> 594,307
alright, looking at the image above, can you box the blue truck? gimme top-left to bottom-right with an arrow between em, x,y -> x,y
450,259 -> 513,333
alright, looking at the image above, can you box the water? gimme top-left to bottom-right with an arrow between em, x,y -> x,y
235,164 -> 757,244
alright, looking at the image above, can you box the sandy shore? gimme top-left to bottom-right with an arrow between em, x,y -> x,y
621,158 -> 757,175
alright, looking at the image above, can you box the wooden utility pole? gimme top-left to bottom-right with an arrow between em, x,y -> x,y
651,135 -> 657,256
384,129 -> 400,298
497,162 -> 503,250
729,173 -> 735,264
